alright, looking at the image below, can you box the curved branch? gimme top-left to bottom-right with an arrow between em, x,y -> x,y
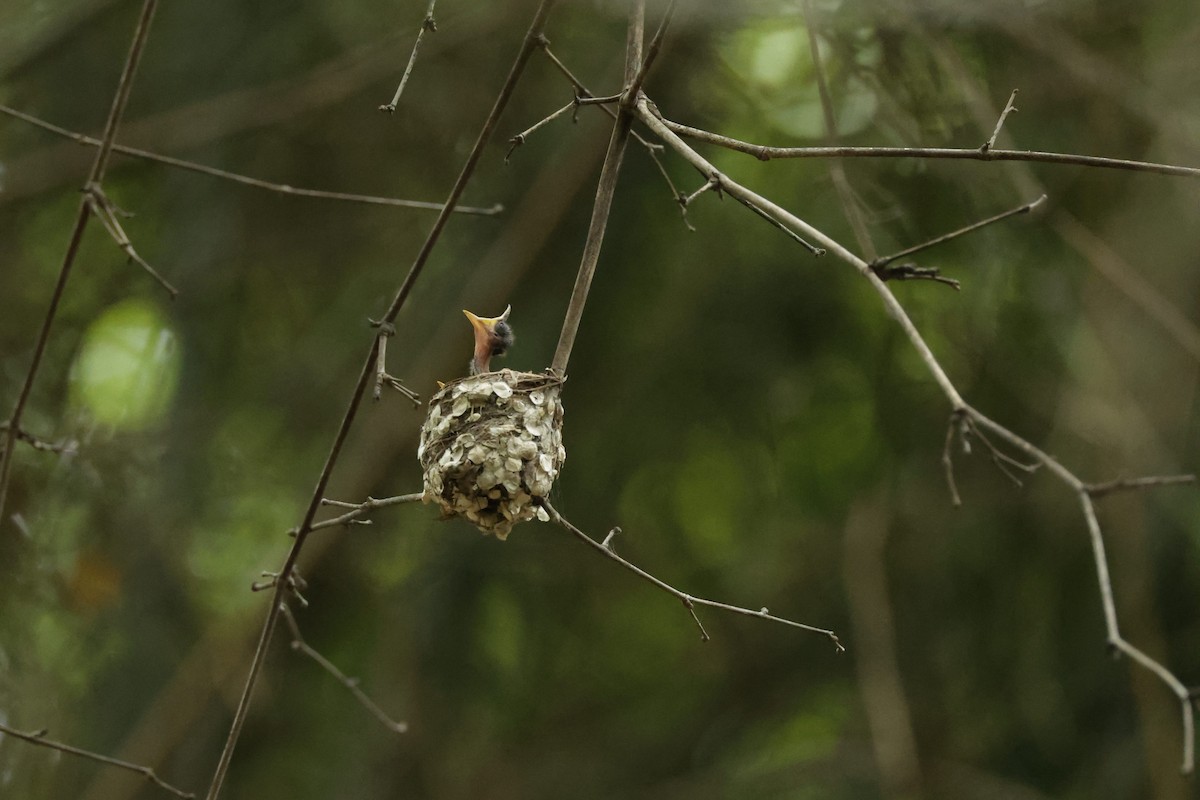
638,94 -> 1196,775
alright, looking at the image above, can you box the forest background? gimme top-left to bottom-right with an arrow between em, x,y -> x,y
1,0 -> 1199,798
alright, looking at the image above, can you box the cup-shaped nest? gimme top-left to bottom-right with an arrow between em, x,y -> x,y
418,369 -> 565,540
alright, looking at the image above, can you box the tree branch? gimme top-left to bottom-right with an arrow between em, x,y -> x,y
280,605 -> 407,733
544,502 -> 844,650
1085,475 -> 1197,498
83,183 -> 178,297
657,118 -> 1200,178
638,92 -> 1196,774
871,194 -> 1046,271
981,89 -> 1019,153
548,2 -> 642,376
0,104 -> 503,216
379,0 -> 438,113
0,0 -> 160,532
310,493 -> 423,532
202,4 -> 559,797
0,721 -> 194,799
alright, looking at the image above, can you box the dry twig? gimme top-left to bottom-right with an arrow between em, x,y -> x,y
312,493 -> 423,532
982,89 -> 1020,153
0,0 -> 160,531
280,605 -> 407,733
656,117 -> 1200,178
0,104 -> 503,216
203,4 -> 561,797
635,93 -> 1197,774
0,721 -> 193,799
544,502 -> 843,650
548,2 -> 645,376
83,183 -> 178,297
379,0 -> 438,112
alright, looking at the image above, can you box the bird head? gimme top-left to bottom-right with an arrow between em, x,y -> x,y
463,305 -> 514,375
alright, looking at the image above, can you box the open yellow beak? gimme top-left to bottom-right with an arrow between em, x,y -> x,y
462,305 -> 511,335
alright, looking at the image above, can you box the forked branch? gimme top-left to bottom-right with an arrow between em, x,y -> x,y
203,4 -> 560,798
637,92 -> 1197,774
0,0 -> 160,531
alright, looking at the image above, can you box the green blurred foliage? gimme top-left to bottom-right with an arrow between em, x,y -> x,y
2,1 -> 1199,799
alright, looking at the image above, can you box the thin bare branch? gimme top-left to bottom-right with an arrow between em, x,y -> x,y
679,175 -> 719,207
379,0 -> 438,112
545,502 -> 843,650
505,99 -> 578,163
548,3 -> 642,376
203,5 -> 559,797
0,104 -> 503,216
967,406 -> 1196,773
657,118 -> 1200,178
574,94 -> 622,107
0,721 -> 194,799
732,194 -> 825,255
367,321 -> 420,405
981,89 -> 1019,152
640,92 -> 1195,771
942,411 -> 964,507
1086,475 -> 1197,499
0,0 -> 160,531
536,41 -> 691,217
83,184 -> 178,297
638,96 -> 965,408
0,423 -> 77,455
962,414 -> 1041,488
311,493 -> 424,532
280,605 -> 407,733
625,0 -> 677,103
871,194 -> 1046,270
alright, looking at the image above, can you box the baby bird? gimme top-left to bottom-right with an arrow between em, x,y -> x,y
463,305 -> 514,375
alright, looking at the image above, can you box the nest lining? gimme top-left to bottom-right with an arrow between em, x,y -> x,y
418,369 -> 565,540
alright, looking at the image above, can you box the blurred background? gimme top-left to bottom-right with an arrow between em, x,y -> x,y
2,0 -> 1199,797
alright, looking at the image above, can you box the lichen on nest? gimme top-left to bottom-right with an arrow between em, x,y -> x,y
418,369 -> 565,540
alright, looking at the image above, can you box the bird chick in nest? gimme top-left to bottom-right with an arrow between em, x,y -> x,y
463,305 -> 514,375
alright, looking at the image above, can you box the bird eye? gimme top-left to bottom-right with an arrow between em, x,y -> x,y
491,321 -> 514,356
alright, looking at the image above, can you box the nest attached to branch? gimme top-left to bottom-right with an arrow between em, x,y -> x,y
418,369 -> 565,540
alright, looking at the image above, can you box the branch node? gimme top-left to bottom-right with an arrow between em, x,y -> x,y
368,318 -> 396,336
870,261 -> 961,290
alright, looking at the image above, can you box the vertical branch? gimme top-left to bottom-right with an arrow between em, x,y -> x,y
201,4 -> 558,798
550,2 -> 648,375
0,0 -> 160,531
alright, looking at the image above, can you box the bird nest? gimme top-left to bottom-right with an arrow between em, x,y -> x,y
418,369 -> 565,540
